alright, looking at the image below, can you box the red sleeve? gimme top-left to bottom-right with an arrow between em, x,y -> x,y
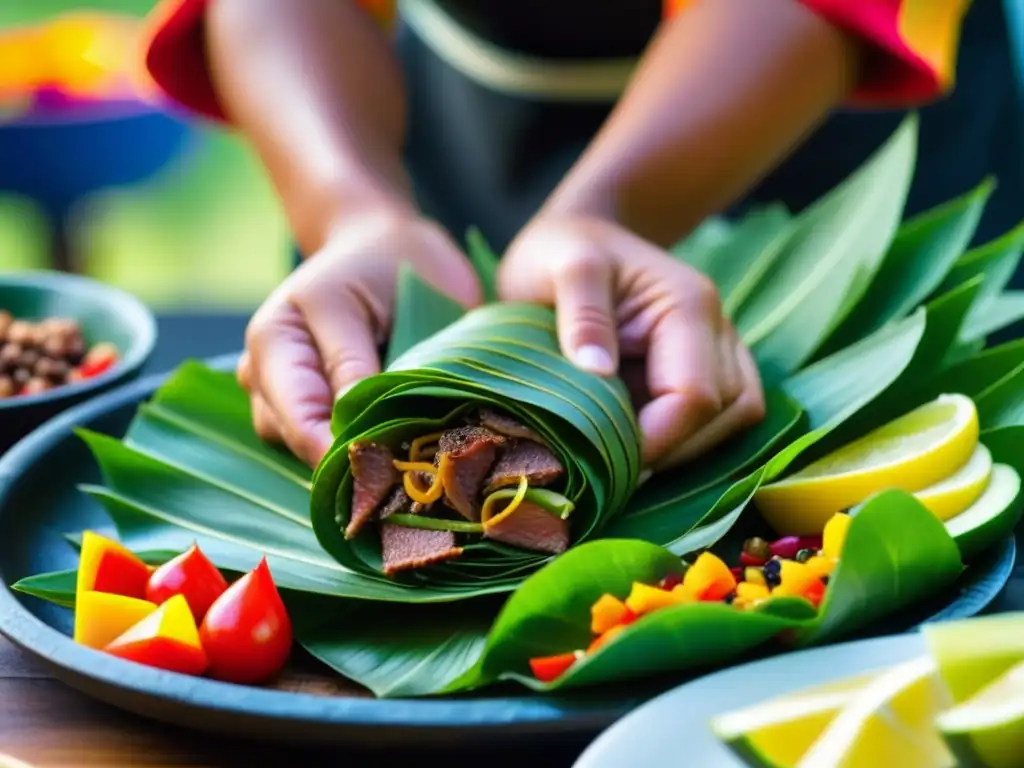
139,0 -> 396,123
798,0 -> 970,108
663,0 -> 970,108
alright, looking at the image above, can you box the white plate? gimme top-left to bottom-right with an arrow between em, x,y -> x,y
573,633 -> 926,768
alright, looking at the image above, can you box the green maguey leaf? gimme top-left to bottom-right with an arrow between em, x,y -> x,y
814,179 -> 993,360
737,116 -> 917,383
465,226 -> 501,303
673,204 -> 792,314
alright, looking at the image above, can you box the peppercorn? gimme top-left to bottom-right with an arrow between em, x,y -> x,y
0,311 -> 118,398
0,343 -> 22,372
6,320 -> 34,346
762,558 -> 782,588
34,357 -> 68,381
21,377 -> 51,396
742,537 -> 772,562
796,548 -> 815,563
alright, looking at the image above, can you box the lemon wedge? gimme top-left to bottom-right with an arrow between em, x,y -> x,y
712,673 -> 877,767
756,394 -> 979,535
796,656 -> 955,767
937,659 -> 1024,768
924,613 -> 1024,704
913,443 -> 993,521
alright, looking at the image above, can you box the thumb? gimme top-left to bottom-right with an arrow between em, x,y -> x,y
553,253 -> 619,377
301,290 -> 382,397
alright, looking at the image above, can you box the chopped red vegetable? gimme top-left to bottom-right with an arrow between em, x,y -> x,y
104,594 -> 208,676
529,652 -> 579,683
76,530 -> 151,600
528,514 -> 853,682
145,543 -> 229,622
199,558 -> 292,684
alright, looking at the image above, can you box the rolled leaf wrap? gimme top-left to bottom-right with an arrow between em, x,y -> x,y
310,300 -> 642,590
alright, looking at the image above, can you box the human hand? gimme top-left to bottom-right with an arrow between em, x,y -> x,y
238,210 -> 483,467
498,214 -> 765,471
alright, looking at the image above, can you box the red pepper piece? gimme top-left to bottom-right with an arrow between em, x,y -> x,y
804,579 -> 827,608
529,652 -> 578,683
199,558 -> 292,685
146,543 -> 229,623
659,572 -> 684,591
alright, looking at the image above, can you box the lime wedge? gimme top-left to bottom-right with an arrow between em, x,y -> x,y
937,659 -> 1024,768
923,613 -> 1024,703
796,656 -> 954,767
712,673 -> 877,767
755,394 -> 979,535
943,464 -> 1021,560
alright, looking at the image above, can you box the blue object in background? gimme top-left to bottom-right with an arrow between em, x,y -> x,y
0,99 -> 193,271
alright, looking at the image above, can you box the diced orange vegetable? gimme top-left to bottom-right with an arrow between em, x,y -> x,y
772,560 -> 821,599
529,652 -> 578,683
734,581 -> 771,610
588,624 -> 628,653
804,555 -> 837,580
104,594 -> 208,676
590,593 -> 632,634
822,513 -> 852,559
626,582 -> 689,616
744,567 -> 767,587
669,584 -> 697,603
76,530 -> 151,600
682,552 -> 736,601
736,582 -> 770,601
804,579 -> 827,608
73,591 -> 158,650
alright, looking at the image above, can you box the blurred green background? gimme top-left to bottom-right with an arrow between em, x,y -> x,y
0,0 -> 291,310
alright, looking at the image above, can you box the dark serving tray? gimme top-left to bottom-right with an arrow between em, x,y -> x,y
0,357 -> 1015,750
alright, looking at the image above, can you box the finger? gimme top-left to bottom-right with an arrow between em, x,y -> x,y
300,287 -> 383,398
638,302 -> 724,467
715,323 -> 744,408
237,351 -> 253,391
249,306 -> 336,468
250,391 -> 283,445
553,251 -> 619,376
654,336 -> 766,470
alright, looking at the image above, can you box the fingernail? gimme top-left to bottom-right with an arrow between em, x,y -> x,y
573,345 -> 615,376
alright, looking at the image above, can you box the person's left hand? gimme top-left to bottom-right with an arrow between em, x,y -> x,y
498,213 -> 765,472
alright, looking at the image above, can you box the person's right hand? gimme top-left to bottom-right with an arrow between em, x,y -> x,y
237,209 -> 483,468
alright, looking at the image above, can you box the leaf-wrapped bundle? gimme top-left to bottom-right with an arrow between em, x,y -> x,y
310,302 -> 641,590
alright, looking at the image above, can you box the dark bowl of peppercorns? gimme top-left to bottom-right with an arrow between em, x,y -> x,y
0,271 -> 157,454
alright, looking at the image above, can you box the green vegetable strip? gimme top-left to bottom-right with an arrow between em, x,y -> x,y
386,515 -> 485,534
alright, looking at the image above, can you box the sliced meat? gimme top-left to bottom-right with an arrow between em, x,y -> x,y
436,426 -> 505,520
483,501 -> 569,555
379,488 -> 463,575
476,408 -> 548,446
346,442 -> 400,538
378,486 -> 412,518
485,440 -> 564,493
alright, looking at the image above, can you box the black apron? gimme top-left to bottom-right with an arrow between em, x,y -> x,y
395,0 -> 1022,266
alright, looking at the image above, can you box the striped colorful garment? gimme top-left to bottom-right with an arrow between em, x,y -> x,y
142,0 -> 971,121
